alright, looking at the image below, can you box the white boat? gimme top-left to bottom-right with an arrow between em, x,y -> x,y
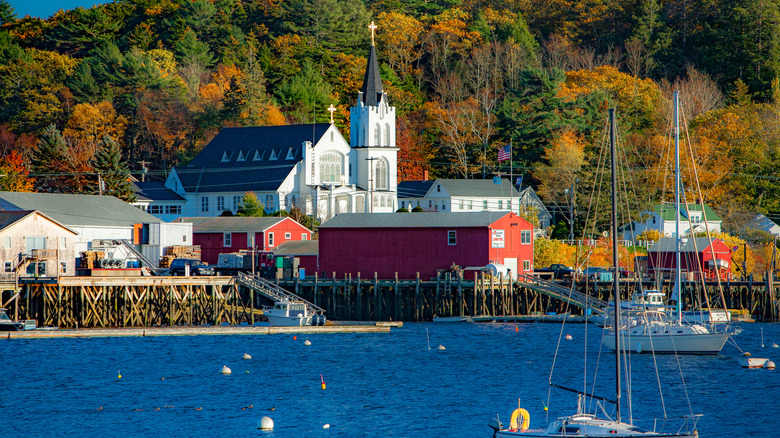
738,354 -> 768,368
263,299 -> 326,327
0,308 -> 23,331
601,92 -> 734,356
490,106 -> 699,438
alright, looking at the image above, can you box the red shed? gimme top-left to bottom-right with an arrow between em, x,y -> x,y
175,216 -> 312,264
647,237 -> 732,280
318,211 -> 534,280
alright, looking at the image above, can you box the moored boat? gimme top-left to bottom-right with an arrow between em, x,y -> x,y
263,299 -> 326,326
0,308 -> 23,331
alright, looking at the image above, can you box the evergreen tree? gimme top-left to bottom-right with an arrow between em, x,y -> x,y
275,59 -> 333,123
92,135 -> 135,202
31,125 -> 69,192
0,1 -> 15,26
237,191 -> 265,216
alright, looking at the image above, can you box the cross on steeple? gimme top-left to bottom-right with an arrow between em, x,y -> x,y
368,21 -> 377,46
327,104 -> 336,124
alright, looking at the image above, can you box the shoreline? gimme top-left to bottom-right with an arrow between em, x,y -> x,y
2,322 -> 400,339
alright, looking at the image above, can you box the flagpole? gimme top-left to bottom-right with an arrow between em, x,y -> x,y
510,140 -> 514,214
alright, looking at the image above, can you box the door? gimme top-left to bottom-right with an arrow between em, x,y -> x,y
504,258 -> 518,277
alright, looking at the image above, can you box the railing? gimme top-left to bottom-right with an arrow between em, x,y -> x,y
29,249 -> 58,259
518,273 -> 608,314
236,272 -> 325,315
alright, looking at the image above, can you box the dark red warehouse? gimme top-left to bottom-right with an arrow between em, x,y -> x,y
318,211 -> 534,280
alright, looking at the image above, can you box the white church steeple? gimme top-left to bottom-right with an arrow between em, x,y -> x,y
350,21 -> 398,213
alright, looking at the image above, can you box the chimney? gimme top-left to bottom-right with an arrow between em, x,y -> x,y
423,170 -> 428,181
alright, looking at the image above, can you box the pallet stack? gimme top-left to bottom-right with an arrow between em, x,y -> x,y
160,245 -> 202,267
79,251 -> 105,269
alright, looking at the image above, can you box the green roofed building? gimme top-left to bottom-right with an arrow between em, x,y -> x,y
621,203 -> 722,242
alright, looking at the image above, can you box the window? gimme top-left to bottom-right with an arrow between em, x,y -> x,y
320,152 -> 343,183
448,230 -> 457,246
4,261 -> 11,272
374,123 -> 381,145
223,233 -> 232,247
268,232 -> 274,247
459,200 -> 464,210
248,234 -> 255,247
401,201 -> 405,209
166,205 -> 181,215
301,233 -> 308,240
4,237 -> 10,249
468,200 -> 473,210
285,232 -> 291,239
375,158 -> 389,190
523,260 -> 531,271
521,230 -> 532,244
150,205 -> 162,214
233,196 -> 241,211
442,202 -> 446,210
483,200 -> 488,210
60,237 -> 67,249
182,235 -> 187,242
217,196 -> 225,211
498,200 -> 503,209
437,185 -> 441,192
429,200 -> 433,208
201,196 -> 209,212
60,261 -> 67,274
508,200 -> 512,211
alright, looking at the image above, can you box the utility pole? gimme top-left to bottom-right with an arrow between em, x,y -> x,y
138,161 -> 149,182
98,173 -> 104,196
365,157 -> 378,213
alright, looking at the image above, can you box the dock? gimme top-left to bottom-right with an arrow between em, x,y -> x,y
2,322 -> 395,339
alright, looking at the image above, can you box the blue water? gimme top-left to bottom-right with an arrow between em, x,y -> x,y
4,322 -> 780,437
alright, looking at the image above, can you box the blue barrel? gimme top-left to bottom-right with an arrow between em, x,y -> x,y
299,268 -> 305,279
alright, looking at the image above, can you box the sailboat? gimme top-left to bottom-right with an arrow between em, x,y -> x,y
489,109 -> 698,437
601,91 -> 732,355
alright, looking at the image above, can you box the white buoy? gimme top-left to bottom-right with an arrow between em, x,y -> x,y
323,424 -> 331,429
565,334 -> 573,341
258,416 -> 274,430
220,365 -> 232,375
438,345 -> 446,350
765,361 -> 776,369
242,353 -> 252,360
304,340 -> 312,346
773,343 -> 779,348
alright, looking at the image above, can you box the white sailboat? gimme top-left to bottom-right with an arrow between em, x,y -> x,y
602,91 -> 732,355
490,109 -> 699,437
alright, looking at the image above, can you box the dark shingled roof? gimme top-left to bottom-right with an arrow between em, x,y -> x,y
132,182 -> 185,202
319,211 -> 511,229
176,124 -> 330,194
360,46 -> 384,106
397,180 -> 435,198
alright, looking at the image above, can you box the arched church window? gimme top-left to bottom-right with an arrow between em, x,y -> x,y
385,123 -> 391,146
319,152 -> 343,184
375,157 -> 389,190
374,123 -> 382,146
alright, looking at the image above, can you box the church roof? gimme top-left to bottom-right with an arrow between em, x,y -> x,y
175,124 -> 330,194
360,45 -> 384,106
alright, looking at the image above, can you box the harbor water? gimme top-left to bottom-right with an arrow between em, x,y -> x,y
4,322 -> 780,437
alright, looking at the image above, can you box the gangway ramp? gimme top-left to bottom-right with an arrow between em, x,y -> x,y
235,272 -> 325,317
517,274 -> 608,315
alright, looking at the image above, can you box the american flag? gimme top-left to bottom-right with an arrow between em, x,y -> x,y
497,144 -> 511,161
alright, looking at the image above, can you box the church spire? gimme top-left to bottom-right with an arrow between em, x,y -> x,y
360,22 -> 383,107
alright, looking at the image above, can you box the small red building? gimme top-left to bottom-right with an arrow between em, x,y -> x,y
318,211 -> 534,280
647,237 -> 732,280
175,216 -> 312,265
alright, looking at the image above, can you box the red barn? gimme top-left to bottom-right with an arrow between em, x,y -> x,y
175,216 -> 312,264
318,211 -> 534,280
647,237 -> 732,280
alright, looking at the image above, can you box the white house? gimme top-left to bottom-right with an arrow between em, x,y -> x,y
396,178 -> 552,230
163,29 -> 398,222
130,181 -> 187,222
622,203 -> 722,241
0,191 -> 191,268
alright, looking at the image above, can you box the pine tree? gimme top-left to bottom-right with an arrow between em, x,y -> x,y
92,135 -> 135,202
31,124 -> 69,192
236,191 -> 265,217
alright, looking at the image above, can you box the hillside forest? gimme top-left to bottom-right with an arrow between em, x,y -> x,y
1,0 -> 780,241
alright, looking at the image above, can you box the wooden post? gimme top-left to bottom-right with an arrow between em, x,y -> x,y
356,272 -> 362,321
313,272 -> 319,307
415,272 -> 421,321
435,273 -> 440,317
457,275 -> 463,316
374,272 -> 380,320
250,288 -> 255,325
394,272 -> 400,321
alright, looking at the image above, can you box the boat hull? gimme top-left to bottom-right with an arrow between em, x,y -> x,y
264,314 -> 314,327
602,331 -> 729,354
738,357 -> 768,368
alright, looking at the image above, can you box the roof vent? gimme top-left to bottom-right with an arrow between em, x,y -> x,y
237,151 -> 246,162
269,149 -> 278,161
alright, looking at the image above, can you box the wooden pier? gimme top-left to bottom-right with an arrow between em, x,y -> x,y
1,271 -> 778,329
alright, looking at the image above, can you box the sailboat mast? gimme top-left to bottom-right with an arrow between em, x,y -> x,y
674,91 -> 682,323
609,108 -> 621,423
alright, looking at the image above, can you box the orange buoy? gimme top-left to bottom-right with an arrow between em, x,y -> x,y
320,374 -> 326,390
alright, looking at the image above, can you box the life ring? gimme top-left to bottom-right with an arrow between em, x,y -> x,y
510,408 -> 530,431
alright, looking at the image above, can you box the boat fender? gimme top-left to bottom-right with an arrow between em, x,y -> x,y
510,408 -> 530,431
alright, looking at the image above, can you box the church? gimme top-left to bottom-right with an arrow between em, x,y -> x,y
164,23 -> 398,222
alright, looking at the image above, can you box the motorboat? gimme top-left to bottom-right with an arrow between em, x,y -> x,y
0,308 -> 23,331
263,299 -> 326,326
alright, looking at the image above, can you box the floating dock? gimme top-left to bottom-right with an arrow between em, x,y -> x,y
2,322 -> 396,339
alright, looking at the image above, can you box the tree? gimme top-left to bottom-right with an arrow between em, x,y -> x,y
281,0 -> 370,54
0,150 -> 33,192
48,6 -> 121,57
31,124 -> 94,193
92,135 -> 135,202
237,191 -> 265,216
0,1 -> 15,26
275,59 -> 333,124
